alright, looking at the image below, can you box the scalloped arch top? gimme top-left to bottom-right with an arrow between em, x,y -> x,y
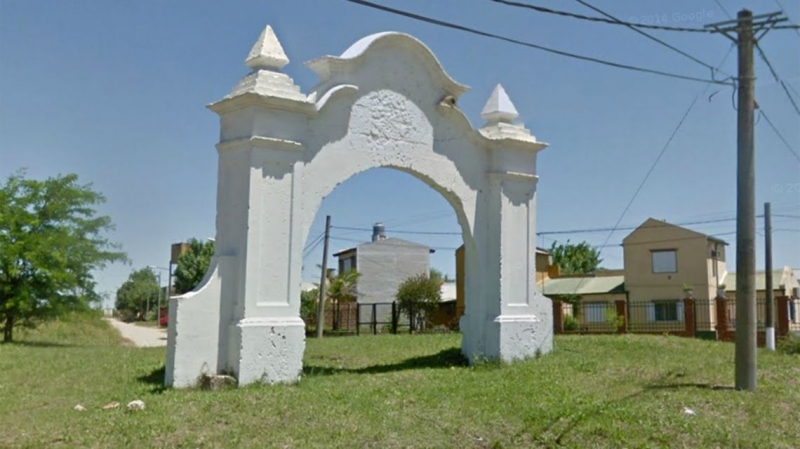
305,31 -> 470,97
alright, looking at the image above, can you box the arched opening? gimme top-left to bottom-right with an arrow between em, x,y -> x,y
299,166 -> 474,337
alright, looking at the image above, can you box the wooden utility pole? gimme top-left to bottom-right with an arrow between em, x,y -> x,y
764,202 -> 775,350
315,215 -> 332,338
705,9 -> 788,391
733,8 -> 757,392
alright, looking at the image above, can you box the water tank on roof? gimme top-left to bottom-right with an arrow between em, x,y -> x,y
372,223 -> 386,242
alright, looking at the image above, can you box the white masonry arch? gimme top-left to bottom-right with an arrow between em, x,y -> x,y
165,26 -> 553,388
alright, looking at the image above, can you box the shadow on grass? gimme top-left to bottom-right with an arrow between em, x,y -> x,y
303,347 -> 468,377
645,382 -> 735,391
137,365 -> 168,393
6,340 -> 77,348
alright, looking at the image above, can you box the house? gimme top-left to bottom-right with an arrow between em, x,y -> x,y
622,218 -> 727,332
333,223 -> 433,323
542,274 -> 626,332
722,267 -> 800,327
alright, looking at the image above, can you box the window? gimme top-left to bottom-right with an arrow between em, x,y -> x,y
583,302 -> 606,323
647,300 -> 684,322
342,257 -> 354,272
651,250 -> 677,273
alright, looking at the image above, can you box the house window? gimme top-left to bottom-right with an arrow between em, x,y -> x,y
651,250 -> 677,273
647,300 -> 684,322
583,302 -> 606,323
342,257 -> 354,272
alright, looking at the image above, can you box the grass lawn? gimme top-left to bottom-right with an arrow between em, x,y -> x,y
1,316 -> 799,448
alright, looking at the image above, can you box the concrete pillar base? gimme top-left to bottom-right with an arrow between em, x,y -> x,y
460,312 -> 553,363
235,317 -> 306,386
765,327 -> 776,351
494,314 -> 553,362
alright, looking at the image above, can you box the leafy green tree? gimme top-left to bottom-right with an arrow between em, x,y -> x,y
395,272 -> 442,333
549,240 -> 603,275
173,238 -> 215,294
115,268 -> 160,321
0,171 -> 127,342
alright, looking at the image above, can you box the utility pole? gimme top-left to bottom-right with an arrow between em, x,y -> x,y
316,215 -> 332,338
764,202 -> 775,350
733,8 -> 757,393
706,9 -> 787,391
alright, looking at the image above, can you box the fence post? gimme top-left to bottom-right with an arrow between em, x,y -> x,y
553,300 -> 564,334
615,300 -> 628,334
715,296 -> 729,338
356,303 -> 360,336
777,296 -> 790,337
372,303 -> 377,335
683,297 -> 695,337
391,301 -> 398,334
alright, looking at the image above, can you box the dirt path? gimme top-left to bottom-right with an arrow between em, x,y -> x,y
104,318 -> 167,348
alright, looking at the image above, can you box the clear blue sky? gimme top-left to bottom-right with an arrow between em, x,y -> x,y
1,0 -> 798,306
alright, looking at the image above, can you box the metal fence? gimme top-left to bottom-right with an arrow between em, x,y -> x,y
554,296 -> 798,346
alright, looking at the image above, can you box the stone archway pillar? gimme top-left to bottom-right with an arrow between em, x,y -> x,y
166,26 -> 312,387
460,85 -> 552,361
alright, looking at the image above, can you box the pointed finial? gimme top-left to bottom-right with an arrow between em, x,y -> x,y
481,84 -> 519,124
245,25 -> 289,71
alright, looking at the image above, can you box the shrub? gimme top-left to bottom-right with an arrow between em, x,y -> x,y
396,273 -> 441,333
564,314 -> 579,331
300,289 -> 319,324
778,335 -> 800,355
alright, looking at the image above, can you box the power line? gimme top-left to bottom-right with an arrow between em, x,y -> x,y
332,225 -> 461,236
713,0 -> 734,20
759,109 -> 800,163
539,217 -> 738,236
304,232 -> 324,252
571,0 -> 732,80
491,0 -> 717,33
774,0 -> 800,36
330,235 -> 460,251
754,42 -> 800,115
343,0 -> 732,86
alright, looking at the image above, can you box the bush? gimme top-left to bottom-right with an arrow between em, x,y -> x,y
396,273 -> 441,333
778,335 -> 800,355
300,289 -> 319,324
564,314 -> 579,331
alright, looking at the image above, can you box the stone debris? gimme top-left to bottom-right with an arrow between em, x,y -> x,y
199,374 -> 237,391
126,399 -> 145,411
73,404 -> 86,411
102,401 -> 120,410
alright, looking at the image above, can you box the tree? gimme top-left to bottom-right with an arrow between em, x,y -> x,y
0,171 -> 127,342
325,268 -> 360,330
173,238 -> 215,294
395,272 -> 442,333
549,240 -> 603,275
115,268 -> 160,321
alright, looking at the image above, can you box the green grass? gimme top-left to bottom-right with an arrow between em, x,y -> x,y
2,317 -> 800,448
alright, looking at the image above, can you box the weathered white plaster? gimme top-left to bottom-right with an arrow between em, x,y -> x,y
165,26 -> 553,388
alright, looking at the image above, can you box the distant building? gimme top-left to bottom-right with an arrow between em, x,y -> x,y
333,223 -> 434,322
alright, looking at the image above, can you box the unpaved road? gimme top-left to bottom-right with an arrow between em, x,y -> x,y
105,318 -> 167,348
